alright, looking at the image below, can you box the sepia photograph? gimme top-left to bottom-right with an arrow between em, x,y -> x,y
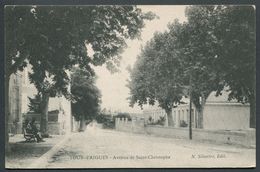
4,4 -> 256,168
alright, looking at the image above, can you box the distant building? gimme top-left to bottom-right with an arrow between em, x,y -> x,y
142,90 -> 251,130
143,105 -> 166,121
142,100 -> 196,128
8,67 -> 72,135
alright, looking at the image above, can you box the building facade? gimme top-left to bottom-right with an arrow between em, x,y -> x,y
8,67 -> 72,135
7,72 -> 23,134
143,102 -> 197,128
203,91 -> 250,130
142,91 -> 251,131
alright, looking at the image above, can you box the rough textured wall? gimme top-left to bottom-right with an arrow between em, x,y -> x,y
203,103 -> 250,130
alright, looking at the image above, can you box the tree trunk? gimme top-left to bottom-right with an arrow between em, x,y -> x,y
197,95 -> 206,129
166,108 -> 174,127
40,92 -> 50,135
249,94 -> 256,128
5,75 -> 10,152
197,108 -> 203,129
79,115 -> 85,131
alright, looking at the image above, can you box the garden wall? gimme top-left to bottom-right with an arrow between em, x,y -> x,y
115,118 -> 255,148
115,118 -> 145,134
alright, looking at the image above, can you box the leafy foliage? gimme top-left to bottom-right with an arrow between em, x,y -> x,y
71,68 -> 101,121
181,6 -> 256,128
5,6 -> 156,133
5,5 -> 155,97
27,94 -> 42,113
95,112 -> 132,129
114,112 -> 132,121
182,5 -> 255,106
95,114 -> 115,129
211,6 -> 255,103
5,6 -> 156,79
128,5 -> 255,127
148,116 -> 166,126
127,21 -> 187,113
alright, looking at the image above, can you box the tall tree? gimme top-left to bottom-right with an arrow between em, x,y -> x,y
213,6 -> 256,128
128,24 -> 187,126
128,5 -> 255,129
182,5 -> 256,128
5,6 -> 34,150
5,5 -> 155,149
71,68 -> 101,131
176,6 -> 226,128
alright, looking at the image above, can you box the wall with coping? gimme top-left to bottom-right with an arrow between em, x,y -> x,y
48,122 -> 61,135
115,119 -> 255,147
146,125 -> 255,147
115,118 -> 145,134
24,113 -> 63,135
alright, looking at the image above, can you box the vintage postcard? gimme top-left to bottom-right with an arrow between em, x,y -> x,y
5,5 -> 256,168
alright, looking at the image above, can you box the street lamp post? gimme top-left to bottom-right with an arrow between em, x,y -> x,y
180,83 -> 193,140
189,75 -> 192,140
189,88 -> 192,140
189,86 -> 192,140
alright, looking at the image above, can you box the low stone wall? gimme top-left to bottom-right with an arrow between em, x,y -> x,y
95,123 -> 105,129
33,121 -> 62,135
48,122 -> 61,135
193,128 -> 255,147
146,125 -> 255,147
8,122 -> 23,134
115,118 -> 145,134
115,118 -> 255,147
146,125 -> 188,139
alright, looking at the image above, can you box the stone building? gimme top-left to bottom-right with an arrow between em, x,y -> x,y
142,99 -> 196,128
7,67 -> 73,135
203,91 -> 250,130
142,91 -> 251,130
7,72 -> 23,134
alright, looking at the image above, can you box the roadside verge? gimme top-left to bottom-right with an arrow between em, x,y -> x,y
28,134 -> 72,168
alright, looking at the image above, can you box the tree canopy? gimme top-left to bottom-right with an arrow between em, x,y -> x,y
127,25 -> 187,126
183,5 -> 256,127
71,68 -> 101,121
128,5 -> 256,127
5,5 -> 156,95
28,94 -> 42,114
5,5 -> 156,134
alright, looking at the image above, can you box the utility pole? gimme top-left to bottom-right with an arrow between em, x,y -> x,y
189,90 -> 192,140
189,75 -> 192,140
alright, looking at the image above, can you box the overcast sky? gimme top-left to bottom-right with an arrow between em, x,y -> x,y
94,5 -> 187,113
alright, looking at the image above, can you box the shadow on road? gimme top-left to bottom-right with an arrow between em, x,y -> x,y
6,135 -> 62,168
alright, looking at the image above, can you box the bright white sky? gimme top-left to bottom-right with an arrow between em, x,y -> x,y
94,5 -> 187,113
